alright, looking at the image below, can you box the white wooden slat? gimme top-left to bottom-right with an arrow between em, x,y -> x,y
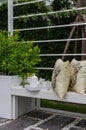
13,7 -> 86,19
13,0 -> 44,7
13,22 -> 86,32
11,86 -> 86,104
8,0 -> 13,35
40,53 -> 86,56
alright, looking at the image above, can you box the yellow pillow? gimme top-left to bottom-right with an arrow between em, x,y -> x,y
52,59 -> 70,99
52,59 -> 63,89
70,59 -> 86,94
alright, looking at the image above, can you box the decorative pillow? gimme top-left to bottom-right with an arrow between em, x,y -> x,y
52,59 -> 63,89
52,59 -> 70,99
70,59 -> 86,94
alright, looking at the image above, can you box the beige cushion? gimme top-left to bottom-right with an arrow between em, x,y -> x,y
70,59 -> 86,94
52,59 -> 70,99
52,59 -> 63,89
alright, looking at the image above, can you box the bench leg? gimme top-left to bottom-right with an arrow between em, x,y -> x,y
12,96 -> 36,119
36,99 -> 40,109
12,95 -> 18,120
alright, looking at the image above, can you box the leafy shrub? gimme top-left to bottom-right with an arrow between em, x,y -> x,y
0,31 -> 41,84
0,0 -> 79,80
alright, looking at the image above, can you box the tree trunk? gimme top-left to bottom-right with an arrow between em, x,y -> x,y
76,0 -> 86,60
79,14 -> 86,60
62,16 -> 79,60
76,0 -> 85,7
74,27 -> 78,58
81,26 -> 86,60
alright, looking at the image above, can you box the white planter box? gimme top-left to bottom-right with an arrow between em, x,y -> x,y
0,75 -> 35,119
0,75 -> 21,119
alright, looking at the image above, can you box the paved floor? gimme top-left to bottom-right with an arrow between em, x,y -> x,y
0,109 -> 86,130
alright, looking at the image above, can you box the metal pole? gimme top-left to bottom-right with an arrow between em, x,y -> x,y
13,22 -> 86,32
13,7 -> 86,19
8,0 -> 13,35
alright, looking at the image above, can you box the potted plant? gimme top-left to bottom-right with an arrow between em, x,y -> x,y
0,30 -> 41,119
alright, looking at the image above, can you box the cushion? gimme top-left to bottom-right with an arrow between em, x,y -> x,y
52,59 -> 70,99
70,59 -> 86,94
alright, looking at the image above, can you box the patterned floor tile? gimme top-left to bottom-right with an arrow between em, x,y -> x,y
75,119 -> 86,128
0,116 -> 39,130
39,115 -> 75,130
26,110 -> 52,120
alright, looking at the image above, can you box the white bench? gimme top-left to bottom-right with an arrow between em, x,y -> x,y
11,86 -> 86,119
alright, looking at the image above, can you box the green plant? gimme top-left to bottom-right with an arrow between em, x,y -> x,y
0,0 -> 79,80
0,30 -> 41,85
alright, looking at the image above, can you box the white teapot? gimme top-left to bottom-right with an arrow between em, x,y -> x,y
27,74 -> 39,88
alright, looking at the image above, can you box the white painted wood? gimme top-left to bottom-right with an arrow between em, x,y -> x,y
8,0 -> 13,35
0,75 -> 21,119
11,86 -> 86,104
13,7 -> 86,19
36,99 -> 40,109
0,75 -> 36,119
11,86 -> 86,119
10,75 -> 22,87
0,76 -> 12,119
18,96 -> 35,118
12,96 -> 35,119
13,96 -> 18,119
13,0 -> 44,7
14,22 -> 86,32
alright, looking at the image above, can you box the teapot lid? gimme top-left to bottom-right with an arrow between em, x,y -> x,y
32,74 -> 38,79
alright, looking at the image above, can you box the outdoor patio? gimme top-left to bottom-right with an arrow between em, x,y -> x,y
0,0 -> 86,130
0,109 -> 86,130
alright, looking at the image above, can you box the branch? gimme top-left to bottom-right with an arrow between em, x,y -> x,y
62,15 -> 79,60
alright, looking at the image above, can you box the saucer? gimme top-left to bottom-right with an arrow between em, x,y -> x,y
25,85 -> 41,91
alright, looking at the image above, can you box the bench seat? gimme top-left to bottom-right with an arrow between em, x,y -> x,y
11,86 -> 86,104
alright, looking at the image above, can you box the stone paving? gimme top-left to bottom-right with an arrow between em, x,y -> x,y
0,109 -> 86,130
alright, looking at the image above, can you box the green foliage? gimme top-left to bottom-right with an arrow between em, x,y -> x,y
0,31 -> 41,82
0,0 -> 82,80
41,99 -> 86,114
0,3 -> 7,30
14,0 -> 48,17
52,0 -> 74,11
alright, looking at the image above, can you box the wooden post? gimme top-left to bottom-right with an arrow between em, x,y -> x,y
8,0 -> 13,35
